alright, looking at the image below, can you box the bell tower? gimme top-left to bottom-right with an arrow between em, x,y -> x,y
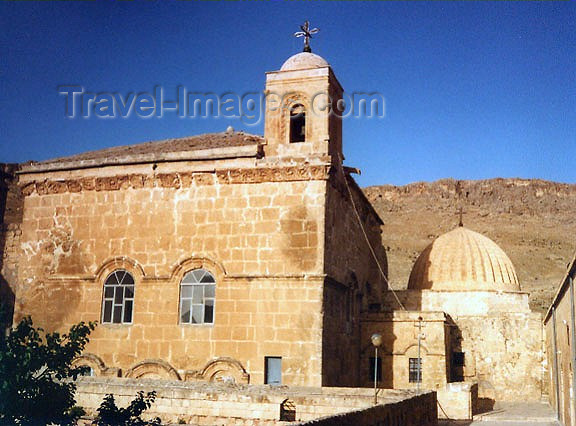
263,23 -> 343,163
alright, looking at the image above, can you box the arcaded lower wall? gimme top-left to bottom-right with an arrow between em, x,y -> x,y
74,378 -> 437,426
15,164 -> 328,386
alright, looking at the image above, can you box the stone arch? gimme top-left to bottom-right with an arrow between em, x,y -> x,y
72,353 -> 107,377
170,256 -> 227,284
125,359 -> 181,381
95,256 -> 146,282
199,357 -> 250,384
282,92 -> 310,144
282,92 -> 310,113
400,343 -> 430,356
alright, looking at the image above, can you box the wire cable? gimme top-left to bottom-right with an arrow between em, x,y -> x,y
337,155 -> 406,311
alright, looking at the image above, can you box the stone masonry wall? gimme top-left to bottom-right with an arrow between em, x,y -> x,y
74,378 -> 437,426
380,290 -> 544,402
453,313 -> 543,402
361,311 -> 449,391
297,391 -> 437,426
15,164 -> 329,386
544,275 -> 574,425
321,168 -> 388,387
0,163 -> 22,330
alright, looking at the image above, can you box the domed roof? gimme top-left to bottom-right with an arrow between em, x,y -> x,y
280,52 -> 329,71
408,226 -> 520,292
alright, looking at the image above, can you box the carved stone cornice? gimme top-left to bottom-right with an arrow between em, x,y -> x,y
20,165 -> 330,196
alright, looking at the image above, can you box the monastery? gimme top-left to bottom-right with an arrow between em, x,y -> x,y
0,27 -> 552,423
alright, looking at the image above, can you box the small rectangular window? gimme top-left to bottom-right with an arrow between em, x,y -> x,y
369,357 -> 382,382
265,356 -> 282,385
409,358 -> 422,383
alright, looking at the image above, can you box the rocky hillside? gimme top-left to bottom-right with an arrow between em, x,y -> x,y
363,178 -> 576,313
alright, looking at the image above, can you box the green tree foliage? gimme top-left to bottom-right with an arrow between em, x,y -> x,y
0,316 -> 96,425
95,391 -> 161,426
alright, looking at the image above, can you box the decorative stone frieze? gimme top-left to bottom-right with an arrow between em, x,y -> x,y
19,165 -> 331,195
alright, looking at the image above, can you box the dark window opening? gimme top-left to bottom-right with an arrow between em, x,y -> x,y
409,358 -> 422,383
290,104 -> 306,143
369,356 -> 382,382
452,352 -> 465,367
280,399 -> 296,421
451,352 -> 464,382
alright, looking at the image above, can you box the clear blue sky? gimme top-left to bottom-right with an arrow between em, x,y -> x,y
1,1 -> 574,187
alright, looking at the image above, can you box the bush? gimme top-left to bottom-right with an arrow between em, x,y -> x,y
95,390 -> 161,426
0,316 -> 96,425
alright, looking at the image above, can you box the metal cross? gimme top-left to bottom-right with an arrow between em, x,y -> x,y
458,206 -> 464,227
294,21 -> 319,53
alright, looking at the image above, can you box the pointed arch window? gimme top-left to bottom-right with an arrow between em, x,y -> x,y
180,269 -> 216,324
102,269 -> 135,324
290,104 -> 306,143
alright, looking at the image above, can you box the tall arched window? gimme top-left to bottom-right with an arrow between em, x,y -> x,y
180,269 -> 216,324
102,269 -> 135,324
289,104 -> 306,143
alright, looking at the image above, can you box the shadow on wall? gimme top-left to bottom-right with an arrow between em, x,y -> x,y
0,164 -> 22,331
280,204 -> 317,272
0,276 -> 15,332
358,319 -> 396,389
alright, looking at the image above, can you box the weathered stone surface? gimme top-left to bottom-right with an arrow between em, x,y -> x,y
73,378 -> 437,426
543,254 -> 576,426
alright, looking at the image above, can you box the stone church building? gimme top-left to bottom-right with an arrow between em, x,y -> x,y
0,44 -> 545,417
2,50 -> 388,389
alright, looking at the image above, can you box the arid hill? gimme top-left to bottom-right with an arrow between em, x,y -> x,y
363,178 -> 576,313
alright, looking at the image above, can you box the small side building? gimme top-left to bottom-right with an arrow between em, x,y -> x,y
366,225 -> 544,409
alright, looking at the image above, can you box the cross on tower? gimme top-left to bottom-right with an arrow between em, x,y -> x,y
294,21 -> 319,53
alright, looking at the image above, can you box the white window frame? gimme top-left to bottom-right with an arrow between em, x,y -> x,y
101,269 -> 135,324
179,269 -> 216,325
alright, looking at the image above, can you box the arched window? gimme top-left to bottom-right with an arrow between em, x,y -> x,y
102,269 -> 134,324
289,104 -> 306,143
180,269 -> 216,324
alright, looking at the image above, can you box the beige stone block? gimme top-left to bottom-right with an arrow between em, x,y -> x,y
235,301 -> 258,313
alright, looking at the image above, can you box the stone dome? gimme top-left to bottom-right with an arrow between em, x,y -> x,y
280,52 -> 329,71
408,226 -> 520,292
